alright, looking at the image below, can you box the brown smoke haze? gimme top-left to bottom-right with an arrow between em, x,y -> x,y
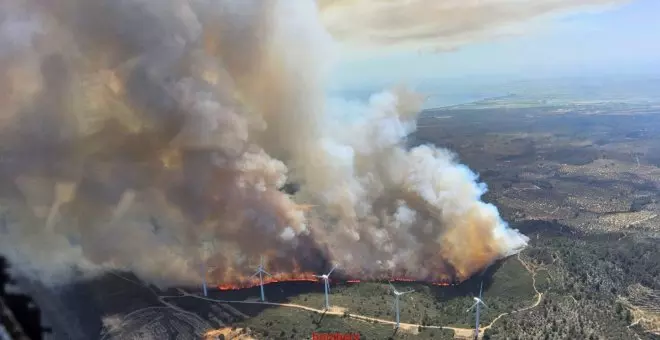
319,0 -> 630,52
0,0 -> 529,288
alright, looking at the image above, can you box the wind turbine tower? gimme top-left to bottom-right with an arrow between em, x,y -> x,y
201,262 -> 221,297
200,240 -> 217,297
251,256 -> 272,302
389,282 -> 414,329
202,263 -> 208,297
467,281 -> 488,339
315,265 -> 337,310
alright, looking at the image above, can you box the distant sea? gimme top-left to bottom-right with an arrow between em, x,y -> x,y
329,87 -> 506,110
422,93 -> 507,109
331,74 -> 660,110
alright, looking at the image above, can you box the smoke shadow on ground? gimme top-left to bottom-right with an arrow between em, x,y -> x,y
417,259 -> 506,305
513,219 -> 579,238
169,281 -> 331,324
207,280 -> 327,304
511,218 -> 632,243
206,273 -> 503,307
7,220 -> 568,338
1,256 -> 52,340
196,271 -> 510,322
180,220 -> 560,322
12,271 -> 164,339
71,271 -> 163,318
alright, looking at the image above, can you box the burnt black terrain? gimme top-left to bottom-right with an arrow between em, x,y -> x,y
1,256 -> 50,340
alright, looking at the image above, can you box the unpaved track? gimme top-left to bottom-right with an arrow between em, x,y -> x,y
162,291 -> 444,333
450,253 -> 544,336
118,253 -> 544,339
166,254 -> 545,340
164,292 -> 494,337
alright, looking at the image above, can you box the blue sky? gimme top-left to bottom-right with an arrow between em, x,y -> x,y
330,0 -> 660,91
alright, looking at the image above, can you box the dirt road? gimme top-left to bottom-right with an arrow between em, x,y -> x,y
131,252 -> 545,339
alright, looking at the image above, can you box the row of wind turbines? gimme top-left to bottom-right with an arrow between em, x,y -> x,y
201,257 -> 488,333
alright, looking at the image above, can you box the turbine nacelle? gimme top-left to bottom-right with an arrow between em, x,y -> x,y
393,290 -> 414,296
250,256 -> 271,302
388,281 -> 414,296
467,281 -> 488,313
315,264 -> 337,281
467,299 -> 488,312
250,256 -> 272,278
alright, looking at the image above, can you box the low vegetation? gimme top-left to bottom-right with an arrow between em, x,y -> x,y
486,220 -> 659,339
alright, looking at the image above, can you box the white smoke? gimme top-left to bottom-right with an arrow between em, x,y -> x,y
0,0 -> 528,287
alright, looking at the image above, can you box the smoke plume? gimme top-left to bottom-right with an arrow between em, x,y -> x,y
0,0 -> 528,287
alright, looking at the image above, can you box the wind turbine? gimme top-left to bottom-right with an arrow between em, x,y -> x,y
251,256 -> 272,302
467,281 -> 488,339
389,281 -> 414,329
315,265 -> 337,310
201,263 -> 208,297
199,239 -> 218,297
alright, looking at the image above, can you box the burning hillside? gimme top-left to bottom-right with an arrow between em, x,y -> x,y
215,278 -> 453,292
0,0 -> 529,288
210,265 -> 457,292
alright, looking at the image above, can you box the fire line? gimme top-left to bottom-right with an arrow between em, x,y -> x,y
215,276 -> 457,291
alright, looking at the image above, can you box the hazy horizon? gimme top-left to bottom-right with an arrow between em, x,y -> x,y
329,0 -> 660,93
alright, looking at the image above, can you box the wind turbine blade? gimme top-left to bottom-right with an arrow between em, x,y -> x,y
403,289 -> 414,294
388,281 -> 397,293
467,301 -> 478,312
250,271 -> 259,278
262,270 -> 272,277
327,264 -> 338,276
479,281 -> 483,299
480,301 -> 488,309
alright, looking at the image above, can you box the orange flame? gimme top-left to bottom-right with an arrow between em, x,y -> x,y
210,257 -> 459,291
214,273 -> 457,291
391,277 -> 416,282
217,272 -> 320,290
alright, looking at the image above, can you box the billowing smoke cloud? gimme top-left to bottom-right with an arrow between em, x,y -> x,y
0,0 -> 528,288
319,0 -> 630,51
